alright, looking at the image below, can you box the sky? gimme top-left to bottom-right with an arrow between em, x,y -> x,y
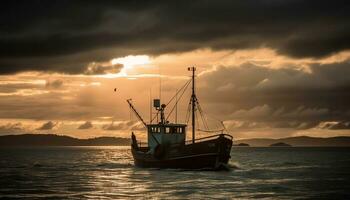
0,0 -> 349,139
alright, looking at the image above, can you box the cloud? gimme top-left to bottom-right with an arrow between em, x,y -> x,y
229,104 -> 272,119
330,122 -> 350,130
0,52 -> 348,137
0,79 -> 45,94
0,1 -> 349,74
224,120 -> 265,130
102,121 -> 144,131
198,60 -> 350,131
37,121 -> 56,130
78,121 -> 93,129
102,122 -> 125,131
0,122 -> 26,135
0,75 -> 135,120
46,79 -> 63,89
319,121 -> 350,130
84,63 -> 123,75
225,105 -> 326,130
200,61 -> 350,112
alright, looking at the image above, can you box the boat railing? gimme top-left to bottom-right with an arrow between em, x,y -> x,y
137,141 -> 148,148
134,133 -> 233,148
185,133 -> 233,145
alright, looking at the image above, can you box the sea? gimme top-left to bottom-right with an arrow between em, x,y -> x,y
0,146 -> 349,199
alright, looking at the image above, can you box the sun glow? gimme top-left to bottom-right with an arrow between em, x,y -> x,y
111,55 -> 150,77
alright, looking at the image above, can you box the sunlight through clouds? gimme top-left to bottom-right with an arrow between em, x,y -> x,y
0,48 -> 349,139
111,55 -> 151,77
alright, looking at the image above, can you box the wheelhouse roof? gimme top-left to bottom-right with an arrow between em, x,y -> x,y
147,123 -> 187,127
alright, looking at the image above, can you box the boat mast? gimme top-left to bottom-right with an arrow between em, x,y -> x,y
188,67 -> 196,144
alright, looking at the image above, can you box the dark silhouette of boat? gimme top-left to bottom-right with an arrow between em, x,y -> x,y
128,67 -> 233,170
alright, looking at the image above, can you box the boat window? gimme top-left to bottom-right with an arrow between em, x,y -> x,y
153,126 -> 185,134
151,127 -> 161,133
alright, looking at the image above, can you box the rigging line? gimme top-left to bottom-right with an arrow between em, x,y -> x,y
198,106 -> 208,131
214,119 -> 220,130
199,108 -> 209,131
195,109 -> 200,131
200,109 -> 219,122
165,80 -> 191,121
126,99 -> 147,127
199,108 -> 209,130
185,100 -> 191,124
150,79 -> 191,124
221,121 -> 229,133
197,104 -> 207,129
196,98 -> 209,130
151,110 -> 160,123
197,128 -> 224,133
185,99 -> 192,124
165,79 -> 191,106
198,107 -> 225,130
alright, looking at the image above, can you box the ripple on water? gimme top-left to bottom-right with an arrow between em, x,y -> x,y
0,146 -> 350,199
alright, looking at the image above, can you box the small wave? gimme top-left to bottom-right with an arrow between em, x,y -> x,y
283,161 -> 298,166
96,162 -> 133,169
228,161 -> 241,169
32,162 -> 45,168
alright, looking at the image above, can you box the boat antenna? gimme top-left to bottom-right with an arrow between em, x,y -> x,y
159,65 -> 162,103
149,88 -> 152,124
188,66 -> 196,144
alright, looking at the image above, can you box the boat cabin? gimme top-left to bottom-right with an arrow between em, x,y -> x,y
147,124 -> 186,150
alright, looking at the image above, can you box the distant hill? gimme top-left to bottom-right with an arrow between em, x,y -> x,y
270,142 -> 291,147
1,134 -> 350,147
0,134 -> 131,146
235,143 -> 250,147
235,136 -> 350,147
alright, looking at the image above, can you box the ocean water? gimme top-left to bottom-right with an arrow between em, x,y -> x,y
0,146 -> 349,199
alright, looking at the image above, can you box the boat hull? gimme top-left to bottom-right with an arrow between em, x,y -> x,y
131,134 -> 232,170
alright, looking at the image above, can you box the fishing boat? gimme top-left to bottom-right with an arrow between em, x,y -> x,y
128,67 -> 233,170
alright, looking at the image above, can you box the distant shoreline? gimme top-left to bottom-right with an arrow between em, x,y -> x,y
0,134 -> 130,146
1,134 -> 350,147
235,136 -> 350,147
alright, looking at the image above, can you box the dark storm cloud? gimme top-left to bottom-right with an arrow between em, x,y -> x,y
1,0 -> 349,74
199,60 -> 350,129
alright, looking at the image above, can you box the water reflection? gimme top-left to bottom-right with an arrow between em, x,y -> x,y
0,146 -> 349,199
